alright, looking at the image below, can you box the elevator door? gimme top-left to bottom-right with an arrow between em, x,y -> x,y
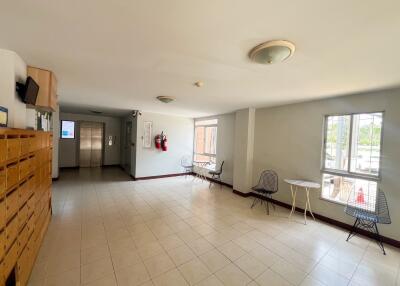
79,122 -> 104,167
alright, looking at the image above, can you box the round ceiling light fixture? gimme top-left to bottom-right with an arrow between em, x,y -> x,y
194,81 -> 204,87
249,40 -> 295,64
156,96 -> 175,103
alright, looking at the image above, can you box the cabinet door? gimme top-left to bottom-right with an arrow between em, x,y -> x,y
27,67 -> 51,109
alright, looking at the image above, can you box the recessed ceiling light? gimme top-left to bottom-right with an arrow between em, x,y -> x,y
194,81 -> 204,87
249,40 -> 295,64
157,96 -> 175,103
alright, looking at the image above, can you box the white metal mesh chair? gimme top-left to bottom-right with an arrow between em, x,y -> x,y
208,161 -> 224,189
345,189 -> 391,254
180,155 -> 193,178
251,170 -> 278,214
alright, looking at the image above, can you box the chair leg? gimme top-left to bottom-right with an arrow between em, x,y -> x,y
373,222 -> 386,255
251,197 -> 258,208
346,218 -> 359,242
266,200 -> 270,215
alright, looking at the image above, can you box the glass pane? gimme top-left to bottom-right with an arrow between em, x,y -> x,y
350,113 -> 382,176
194,127 -> 205,154
193,154 -> 216,170
205,126 -> 217,155
324,115 -> 351,171
322,173 -> 377,211
195,119 -> 218,126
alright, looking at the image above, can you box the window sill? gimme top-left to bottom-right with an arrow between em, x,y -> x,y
321,169 -> 381,182
319,196 -> 347,207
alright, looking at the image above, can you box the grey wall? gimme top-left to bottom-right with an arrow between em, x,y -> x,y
253,88 -> 400,241
59,112 -> 121,167
135,112 -> 194,178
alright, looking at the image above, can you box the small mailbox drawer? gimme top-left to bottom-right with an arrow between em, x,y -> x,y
0,199 -> 5,229
0,139 -> 6,164
19,158 -> 31,180
5,188 -> 19,221
27,212 -> 35,234
18,224 -> 29,250
19,203 -> 29,229
20,138 -> 31,156
19,180 -> 29,207
6,138 -> 20,161
6,163 -> 19,189
0,168 -> 5,196
3,239 -> 18,278
5,214 -> 19,251
0,230 -> 5,260
27,193 -> 35,208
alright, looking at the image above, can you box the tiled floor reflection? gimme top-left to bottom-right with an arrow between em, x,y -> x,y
29,167 -> 400,286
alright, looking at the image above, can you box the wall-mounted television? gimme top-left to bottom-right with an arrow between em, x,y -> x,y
61,120 -> 75,139
16,76 -> 39,105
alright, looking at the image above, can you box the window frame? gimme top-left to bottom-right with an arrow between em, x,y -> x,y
321,111 -> 384,206
321,111 -> 384,182
193,119 -> 218,168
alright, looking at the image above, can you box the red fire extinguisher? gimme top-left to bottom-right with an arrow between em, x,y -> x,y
161,132 -> 168,151
155,135 -> 161,149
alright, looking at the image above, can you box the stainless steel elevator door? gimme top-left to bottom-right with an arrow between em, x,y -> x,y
79,122 -> 104,167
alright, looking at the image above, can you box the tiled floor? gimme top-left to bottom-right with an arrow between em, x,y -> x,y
29,167 -> 400,286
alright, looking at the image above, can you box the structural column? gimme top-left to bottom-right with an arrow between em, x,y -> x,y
233,108 -> 255,194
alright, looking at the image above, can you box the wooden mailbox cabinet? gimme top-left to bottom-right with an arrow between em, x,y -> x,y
27,66 -> 58,111
0,128 -> 52,286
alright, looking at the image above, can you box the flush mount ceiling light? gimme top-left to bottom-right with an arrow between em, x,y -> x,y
249,40 -> 295,64
89,110 -> 102,114
156,96 -> 175,103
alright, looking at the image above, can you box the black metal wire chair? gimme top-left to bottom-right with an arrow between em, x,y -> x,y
208,161 -> 224,188
180,155 -> 193,178
251,170 -> 278,215
345,189 -> 391,254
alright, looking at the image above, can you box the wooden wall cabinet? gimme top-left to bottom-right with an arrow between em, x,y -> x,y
27,66 -> 58,111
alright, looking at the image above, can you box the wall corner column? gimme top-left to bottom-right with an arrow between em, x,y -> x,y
233,107 -> 255,194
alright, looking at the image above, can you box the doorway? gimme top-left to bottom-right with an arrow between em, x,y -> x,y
79,121 -> 104,167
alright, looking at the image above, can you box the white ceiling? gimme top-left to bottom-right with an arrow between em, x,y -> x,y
1,1 -> 400,117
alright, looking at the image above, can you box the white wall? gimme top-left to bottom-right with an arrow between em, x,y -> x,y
52,106 -> 60,178
135,112 -> 194,178
59,112 -> 121,167
0,49 -> 27,128
253,89 -> 400,241
195,113 -> 235,185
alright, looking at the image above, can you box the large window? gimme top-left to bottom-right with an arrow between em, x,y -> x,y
321,112 -> 383,210
194,119 -> 218,170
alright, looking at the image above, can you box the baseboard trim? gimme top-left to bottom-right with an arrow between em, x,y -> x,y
197,174 -> 233,188
233,191 -> 400,248
59,166 -> 79,170
232,189 -> 252,197
135,172 -> 190,181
